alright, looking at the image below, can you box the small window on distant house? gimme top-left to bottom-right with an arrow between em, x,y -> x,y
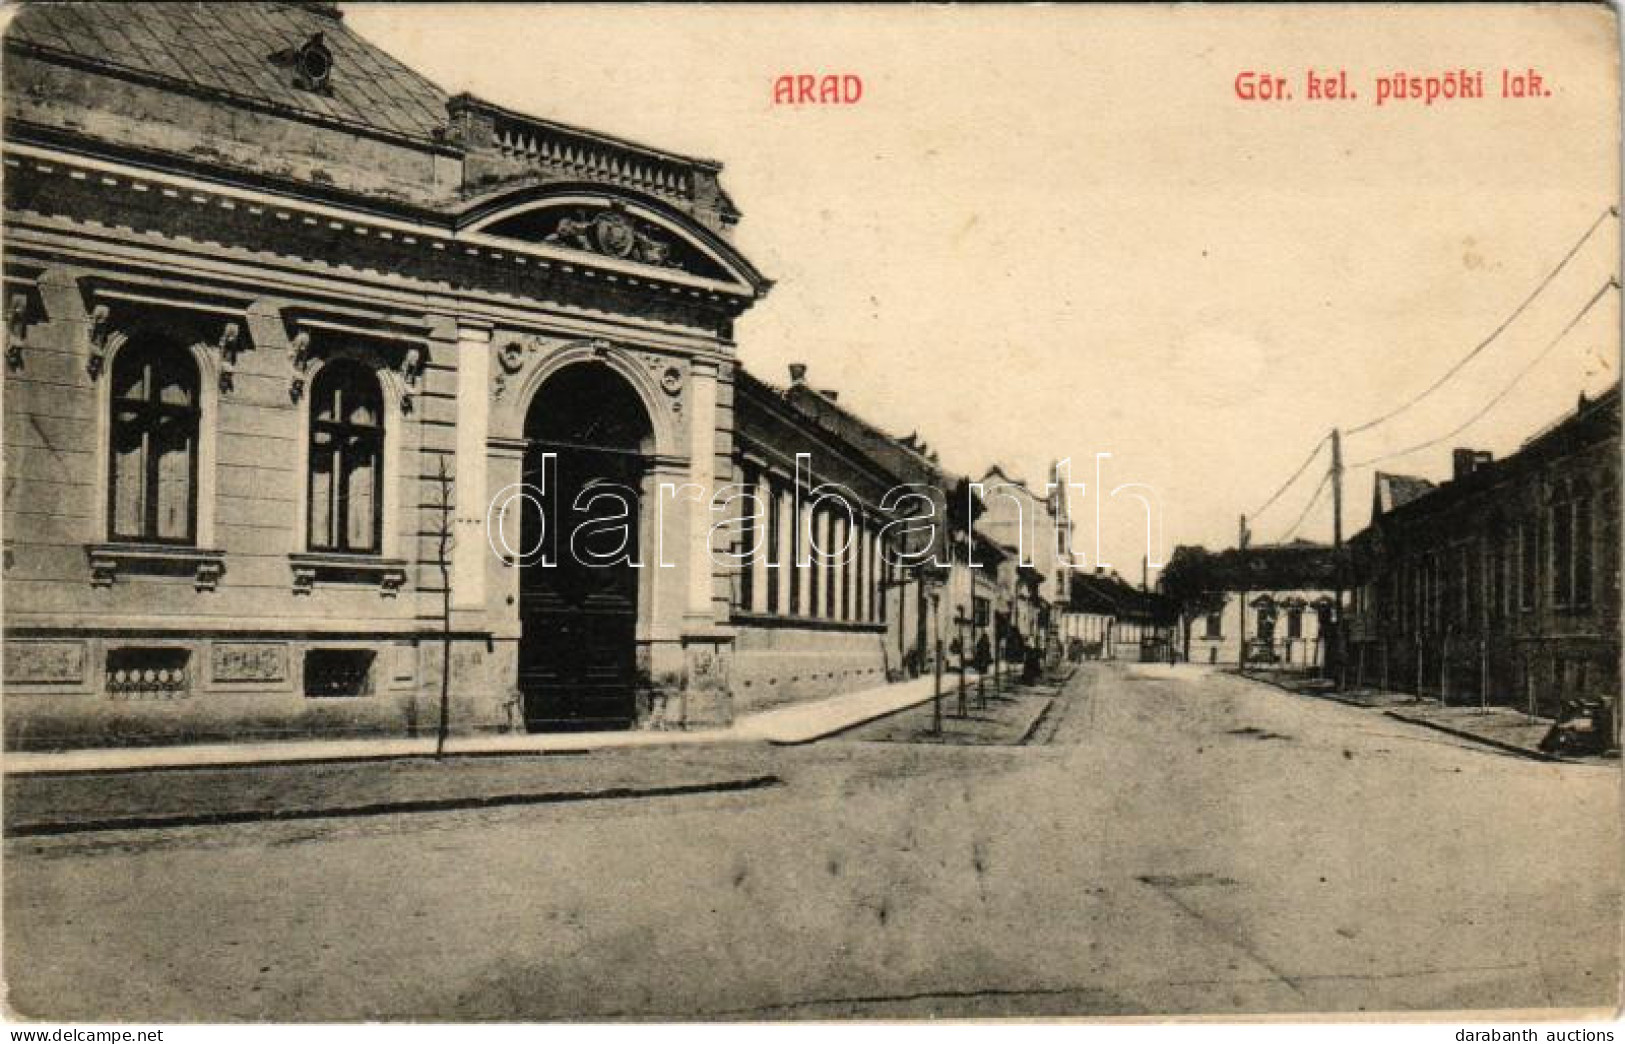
1287,607 -> 1303,640
308,361 -> 384,554
109,340 -> 200,544
1204,611 -> 1222,639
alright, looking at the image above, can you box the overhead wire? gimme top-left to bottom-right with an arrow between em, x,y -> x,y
1349,276 -> 1620,469
1245,434 -> 1329,524
1345,205 -> 1617,437
1277,470 -> 1332,544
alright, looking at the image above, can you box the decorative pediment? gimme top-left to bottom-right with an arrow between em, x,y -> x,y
456,187 -> 771,302
482,200 -> 727,281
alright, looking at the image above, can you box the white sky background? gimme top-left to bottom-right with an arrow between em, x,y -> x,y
348,3 -> 1620,577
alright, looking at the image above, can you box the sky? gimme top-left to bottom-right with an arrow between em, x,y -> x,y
346,3 -> 1620,578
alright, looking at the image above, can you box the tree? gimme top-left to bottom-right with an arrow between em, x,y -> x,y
432,455 -> 455,758
1158,545 -> 1228,662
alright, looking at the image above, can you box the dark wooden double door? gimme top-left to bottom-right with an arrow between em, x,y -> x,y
517,361 -> 654,733
518,443 -> 644,731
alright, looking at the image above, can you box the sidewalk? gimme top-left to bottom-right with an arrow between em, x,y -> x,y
841,673 -> 1066,746
4,748 -> 781,838
1238,669 -> 1575,762
1379,702 -> 1562,762
2,673 -> 950,777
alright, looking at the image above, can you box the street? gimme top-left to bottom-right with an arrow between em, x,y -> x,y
5,664 -> 1619,1021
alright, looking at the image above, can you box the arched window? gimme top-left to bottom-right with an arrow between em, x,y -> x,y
308,361 -> 384,554
109,340 -> 200,544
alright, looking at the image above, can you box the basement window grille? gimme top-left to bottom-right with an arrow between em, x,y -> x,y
304,649 -> 375,698
106,648 -> 191,700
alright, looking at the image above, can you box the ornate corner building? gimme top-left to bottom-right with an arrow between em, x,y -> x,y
0,1 -> 788,745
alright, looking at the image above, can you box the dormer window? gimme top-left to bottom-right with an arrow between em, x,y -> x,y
271,33 -> 333,95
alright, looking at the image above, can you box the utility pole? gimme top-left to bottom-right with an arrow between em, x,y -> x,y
1331,427 -> 1345,687
1237,514 -> 1249,671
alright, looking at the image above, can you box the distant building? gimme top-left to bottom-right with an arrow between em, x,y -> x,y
975,464 -> 1068,657
1346,387 -> 1620,719
1061,568 -> 1178,662
1179,542 -> 1339,668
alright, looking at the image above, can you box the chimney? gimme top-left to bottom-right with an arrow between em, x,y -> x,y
788,362 -> 807,385
1451,448 -> 1492,481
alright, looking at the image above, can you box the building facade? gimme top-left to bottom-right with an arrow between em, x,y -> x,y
974,464 -> 1067,658
0,3 -> 1093,750
1345,388 -> 1621,719
3,2 -> 781,745
1060,568 -> 1178,662
1187,588 -> 1335,668
726,367 -> 909,712
1167,542 -> 1339,668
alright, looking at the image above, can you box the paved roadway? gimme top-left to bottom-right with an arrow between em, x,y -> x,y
5,664 -> 1618,1020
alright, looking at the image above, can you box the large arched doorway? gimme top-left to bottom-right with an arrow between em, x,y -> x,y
520,363 -> 653,731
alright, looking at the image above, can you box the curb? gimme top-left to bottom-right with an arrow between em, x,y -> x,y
1236,670 -> 1571,764
764,674 -> 980,745
7,773 -> 782,838
1018,695 -> 1059,746
766,692 -> 941,745
788,677 -> 1062,748
4,745 -> 603,780
2,732 -> 748,778
1380,710 -> 1562,764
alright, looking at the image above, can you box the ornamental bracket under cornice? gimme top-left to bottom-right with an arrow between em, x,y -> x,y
275,306 -> 434,407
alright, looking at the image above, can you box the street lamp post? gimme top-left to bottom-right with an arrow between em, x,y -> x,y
977,606 -> 987,710
954,605 -> 970,718
933,636 -> 944,735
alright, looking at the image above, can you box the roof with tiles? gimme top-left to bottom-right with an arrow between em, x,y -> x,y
778,380 -> 958,490
1369,384 -> 1620,530
6,1 -> 452,147
1067,571 -> 1177,622
1372,472 -> 1436,517
1207,541 -> 1343,591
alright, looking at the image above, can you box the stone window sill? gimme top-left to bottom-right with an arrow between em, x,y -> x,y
290,552 -> 408,597
730,610 -> 885,633
87,543 -> 226,591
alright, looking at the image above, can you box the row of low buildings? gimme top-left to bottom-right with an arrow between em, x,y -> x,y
1160,387 -> 1620,727
1060,567 -> 1179,663
1344,387 -> 1621,721
0,2 -> 1083,749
